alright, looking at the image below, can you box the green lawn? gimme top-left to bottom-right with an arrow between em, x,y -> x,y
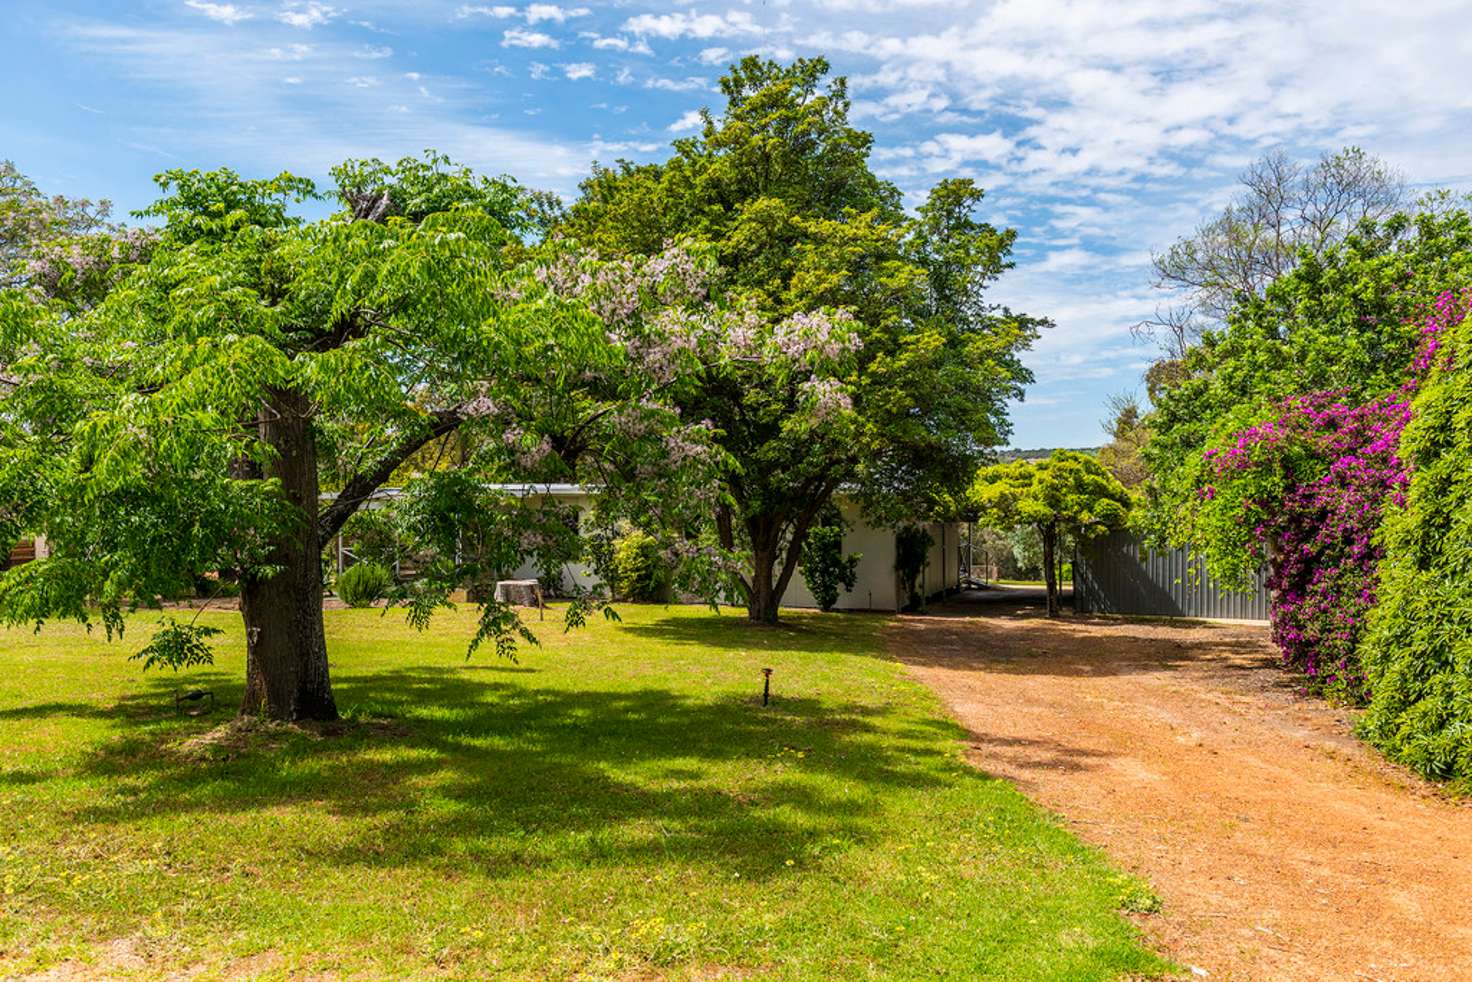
0,605 -> 1168,980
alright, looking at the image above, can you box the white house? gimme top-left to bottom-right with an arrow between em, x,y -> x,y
501,485 -> 961,612
332,484 -> 960,612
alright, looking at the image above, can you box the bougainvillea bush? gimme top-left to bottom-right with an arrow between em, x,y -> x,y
1356,291 -> 1472,784
1195,392 -> 1411,698
1193,292 -> 1467,702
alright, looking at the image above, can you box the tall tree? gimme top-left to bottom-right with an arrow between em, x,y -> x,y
968,451 -> 1131,617
0,153 -> 712,721
1139,147 -> 1407,360
559,57 -> 1043,622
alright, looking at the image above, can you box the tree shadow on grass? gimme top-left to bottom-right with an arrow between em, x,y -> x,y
47,663 -> 958,883
617,608 -> 889,656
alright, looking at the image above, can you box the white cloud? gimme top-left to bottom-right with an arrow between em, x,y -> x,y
459,4 -> 588,25
645,75 -> 709,93
562,62 -> 595,80
458,4 -> 517,17
591,35 -> 653,55
354,44 -> 393,59
502,27 -> 559,48
666,109 -> 702,133
525,4 -> 590,24
277,2 -> 338,29
696,47 -> 730,66
267,42 -> 313,60
623,11 -> 760,40
184,1 -> 252,25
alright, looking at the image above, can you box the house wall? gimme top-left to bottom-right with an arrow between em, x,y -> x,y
921,521 -> 960,599
510,492 -> 600,591
783,500 -> 902,611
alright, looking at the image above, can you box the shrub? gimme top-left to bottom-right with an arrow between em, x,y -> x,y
1357,290 -> 1472,784
799,523 -> 860,612
337,561 -> 393,608
894,525 -> 933,611
1197,391 -> 1411,699
610,530 -> 668,602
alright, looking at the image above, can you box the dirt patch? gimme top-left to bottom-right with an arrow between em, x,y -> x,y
888,601 -> 1472,981
170,715 -> 408,762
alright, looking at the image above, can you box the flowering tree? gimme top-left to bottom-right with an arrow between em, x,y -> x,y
1194,393 -> 1411,696
1141,207 -> 1472,549
560,57 -> 1042,622
0,154 -> 716,722
1,160 -> 122,297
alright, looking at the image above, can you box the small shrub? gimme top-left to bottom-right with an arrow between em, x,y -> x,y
895,525 -> 934,611
799,523 -> 860,612
337,561 -> 393,608
610,529 -> 669,602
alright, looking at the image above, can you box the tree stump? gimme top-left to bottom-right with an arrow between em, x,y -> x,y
493,579 -> 544,618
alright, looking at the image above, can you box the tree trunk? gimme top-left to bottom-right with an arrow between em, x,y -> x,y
742,507 -> 821,625
747,525 -> 781,624
238,388 -> 337,721
1041,522 -> 1060,618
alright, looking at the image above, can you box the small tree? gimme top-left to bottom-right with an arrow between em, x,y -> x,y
798,513 -> 860,612
969,451 -> 1131,617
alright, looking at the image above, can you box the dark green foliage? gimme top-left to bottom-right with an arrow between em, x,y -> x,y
610,529 -> 669,602
894,525 -> 934,611
129,617 -> 222,671
1142,209 -> 1472,548
1357,301 -> 1472,786
336,562 -> 393,608
799,521 -> 860,611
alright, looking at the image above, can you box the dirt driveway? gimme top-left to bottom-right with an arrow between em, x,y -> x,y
887,596 -> 1472,981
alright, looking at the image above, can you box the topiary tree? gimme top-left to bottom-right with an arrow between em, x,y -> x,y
969,451 -> 1131,617
1356,290 -> 1472,784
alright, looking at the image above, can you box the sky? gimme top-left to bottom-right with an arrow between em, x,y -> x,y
5,0 -> 1472,449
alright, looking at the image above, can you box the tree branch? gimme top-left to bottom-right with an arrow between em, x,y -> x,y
317,408 -> 464,548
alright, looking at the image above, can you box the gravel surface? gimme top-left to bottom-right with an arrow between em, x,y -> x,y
888,595 -> 1472,981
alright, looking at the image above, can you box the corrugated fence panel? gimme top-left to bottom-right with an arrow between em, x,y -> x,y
1073,530 -> 1269,621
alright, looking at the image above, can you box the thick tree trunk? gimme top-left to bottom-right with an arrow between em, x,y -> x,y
1041,523 -> 1060,618
747,530 -> 781,625
742,509 -> 819,625
238,388 -> 337,721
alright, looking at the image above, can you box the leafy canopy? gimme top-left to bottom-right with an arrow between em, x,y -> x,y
0,152 -> 715,661
557,57 -> 1042,617
969,451 -> 1132,537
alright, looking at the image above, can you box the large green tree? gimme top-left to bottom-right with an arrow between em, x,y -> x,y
558,57 -> 1043,622
0,153 -> 714,721
968,451 -> 1131,617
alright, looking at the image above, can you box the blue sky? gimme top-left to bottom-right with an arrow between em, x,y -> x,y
5,1 -> 1472,448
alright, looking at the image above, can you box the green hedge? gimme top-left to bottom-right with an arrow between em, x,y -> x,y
1358,297 -> 1472,787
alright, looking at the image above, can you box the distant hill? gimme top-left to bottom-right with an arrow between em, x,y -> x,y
997,447 -> 1102,462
